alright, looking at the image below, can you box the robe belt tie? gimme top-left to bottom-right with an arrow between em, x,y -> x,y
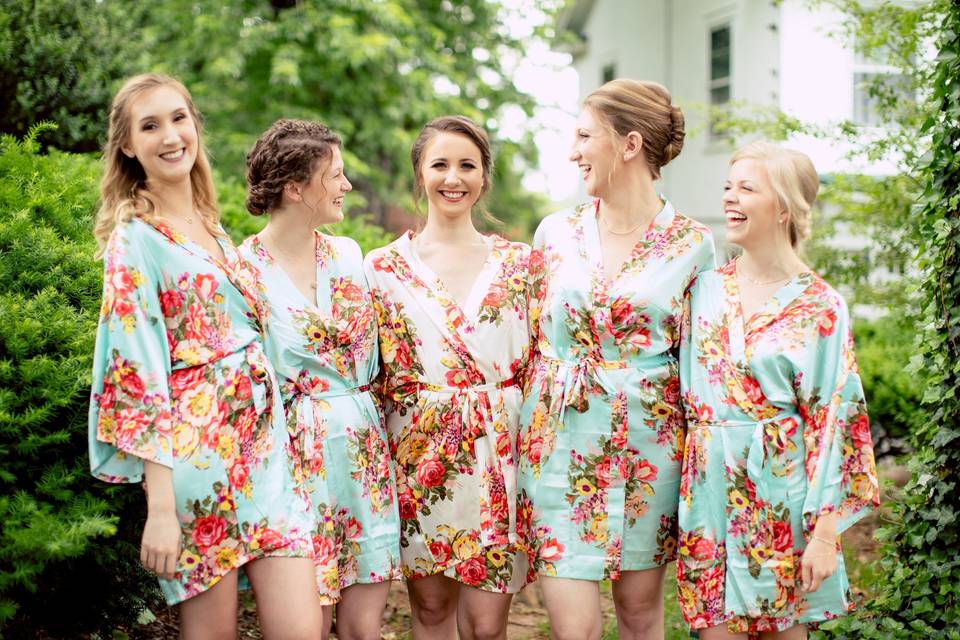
690,415 -> 795,522
538,355 -> 669,423
289,380 -> 377,461
402,375 -> 520,546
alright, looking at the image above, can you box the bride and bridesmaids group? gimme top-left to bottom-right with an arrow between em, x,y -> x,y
88,72 -> 879,640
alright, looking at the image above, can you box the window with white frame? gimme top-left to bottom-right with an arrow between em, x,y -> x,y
852,46 -> 913,127
709,23 -> 732,136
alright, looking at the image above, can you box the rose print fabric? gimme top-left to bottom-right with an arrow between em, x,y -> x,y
363,232 -> 530,593
517,199 -> 715,582
239,231 -> 401,603
677,259 -> 880,633
88,218 -> 314,605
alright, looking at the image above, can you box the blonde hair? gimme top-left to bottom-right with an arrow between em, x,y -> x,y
583,78 -> 685,180
94,73 -> 222,257
730,141 -> 819,248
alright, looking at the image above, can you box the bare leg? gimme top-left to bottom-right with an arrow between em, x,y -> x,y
699,624 -> 749,640
759,624 -> 808,640
539,576 -> 603,640
457,584 -> 513,640
335,582 -> 392,640
610,566 -> 667,639
245,556 -> 325,640
408,574 -> 460,640
179,570 -> 239,640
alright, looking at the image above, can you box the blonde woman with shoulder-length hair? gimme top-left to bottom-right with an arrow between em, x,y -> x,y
676,141 -> 880,639
88,73 -> 323,638
517,78 -> 716,639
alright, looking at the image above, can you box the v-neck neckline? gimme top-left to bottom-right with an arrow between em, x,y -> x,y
588,198 -> 674,290
250,231 -> 323,308
403,230 -> 502,321
724,259 -> 814,362
150,218 -> 232,270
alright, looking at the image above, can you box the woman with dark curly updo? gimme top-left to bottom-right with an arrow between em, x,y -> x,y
239,119 -> 401,640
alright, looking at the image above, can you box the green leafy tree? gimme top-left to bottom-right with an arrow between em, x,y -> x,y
130,0 -> 548,235
0,0 -> 142,153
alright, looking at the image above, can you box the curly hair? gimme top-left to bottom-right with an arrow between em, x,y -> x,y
245,119 -> 342,216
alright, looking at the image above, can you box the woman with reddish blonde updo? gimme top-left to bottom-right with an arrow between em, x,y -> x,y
364,115 -> 531,640
88,74 -> 321,639
517,79 -> 715,639
677,141 -> 880,639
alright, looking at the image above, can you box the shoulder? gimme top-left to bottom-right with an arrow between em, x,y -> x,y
537,201 -> 593,233
492,235 -> 531,259
688,259 -> 731,295
666,204 -> 713,239
323,233 -> 363,262
805,273 -> 851,320
362,235 -> 404,273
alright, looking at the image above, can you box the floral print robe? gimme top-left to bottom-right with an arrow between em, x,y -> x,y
517,199 -> 715,582
239,232 -> 401,603
88,219 -> 314,605
363,231 -> 530,593
677,259 -> 880,633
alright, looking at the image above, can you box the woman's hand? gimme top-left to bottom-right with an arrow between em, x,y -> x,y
141,461 -> 181,580
801,514 -> 840,594
141,510 -> 182,580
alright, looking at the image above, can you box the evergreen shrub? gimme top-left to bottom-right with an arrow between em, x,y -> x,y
0,125 -> 163,637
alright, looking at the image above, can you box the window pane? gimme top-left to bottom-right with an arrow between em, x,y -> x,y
710,25 -> 731,80
602,63 -> 616,84
711,84 -> 730,105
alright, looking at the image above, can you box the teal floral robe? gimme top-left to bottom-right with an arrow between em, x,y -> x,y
240,231 -> 401,603
89,218 -> 314,605
517,199 -> 715,582
677,259 -> 880,633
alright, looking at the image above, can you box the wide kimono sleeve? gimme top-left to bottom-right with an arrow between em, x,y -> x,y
523,222 -> 548,394
795,295 -> 880,536
88,223 -> 174,483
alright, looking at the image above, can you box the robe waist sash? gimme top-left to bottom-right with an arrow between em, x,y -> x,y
392,375 -> 520,545
689,414 -> 805,535
536,354 -> 671,422
288,378 -> 379,460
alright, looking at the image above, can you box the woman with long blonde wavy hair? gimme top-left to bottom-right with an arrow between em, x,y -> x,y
88,73 -> 323,638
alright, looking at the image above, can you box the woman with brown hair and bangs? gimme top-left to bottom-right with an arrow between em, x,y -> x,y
364,116 -> 533,639
88,73 -> 322,639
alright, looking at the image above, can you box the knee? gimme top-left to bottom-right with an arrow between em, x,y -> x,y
412,593 -> 456,627
550,625 -> 600,640
335,627 -> 381,640
461,617 -> 507,640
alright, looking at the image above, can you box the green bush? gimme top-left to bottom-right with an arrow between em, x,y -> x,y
0,125 -> 163,636
853,316 -> 923,447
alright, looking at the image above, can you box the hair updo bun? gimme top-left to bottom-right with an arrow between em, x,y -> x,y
244,119 -> 341,216
583,78 -> 685,179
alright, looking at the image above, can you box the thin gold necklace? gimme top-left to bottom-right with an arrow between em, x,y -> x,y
737,257 -> 794,286
600,217 -> 645,236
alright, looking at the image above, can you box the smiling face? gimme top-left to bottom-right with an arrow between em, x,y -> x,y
298,145 -> 352,224
569,106 -> 619,198
723,158 -> 787,250
418,131 -> 485,220
122,85 -> 198,186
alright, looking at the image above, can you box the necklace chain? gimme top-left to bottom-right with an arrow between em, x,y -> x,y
599,215 -> 646,236
737,257 -> 795,286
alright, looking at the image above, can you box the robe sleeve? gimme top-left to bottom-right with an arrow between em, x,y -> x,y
796,296 -> 880,536
88,223 -> 173,483
523,222 -> 548,392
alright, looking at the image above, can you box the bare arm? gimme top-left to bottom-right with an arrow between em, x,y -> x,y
141,461 -> 181,580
